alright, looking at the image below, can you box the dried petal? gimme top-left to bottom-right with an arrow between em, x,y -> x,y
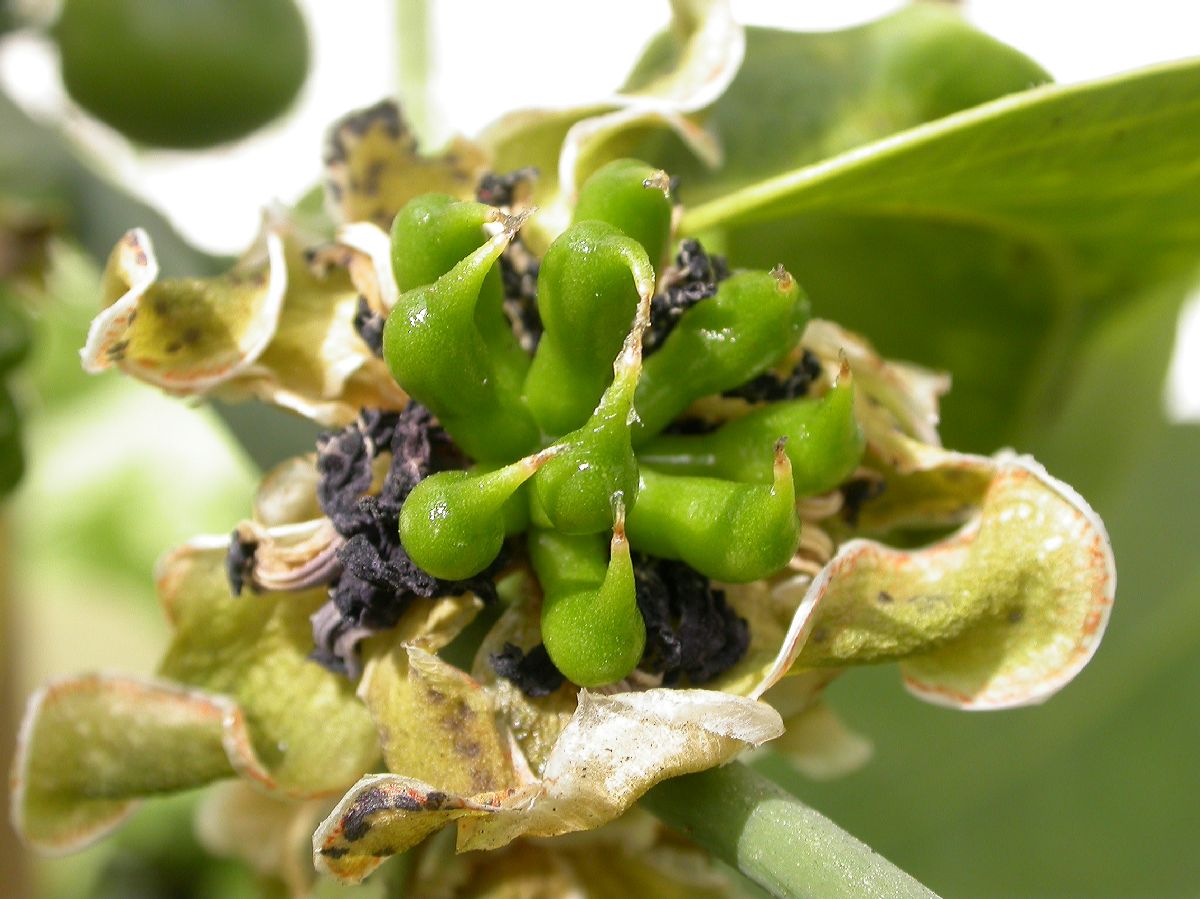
761,455 -> 1114,709
357,607 -> 521,795
472,594 -> 578,776
82,227 -> 285,390
477,0 -> 744,248
313,688 -> 781,883
803,318 -> 949,453
12,674 -> 260,852
323,100 -> 488,228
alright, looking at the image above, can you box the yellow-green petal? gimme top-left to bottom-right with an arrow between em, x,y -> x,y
323,100 -> 487,228
156,540 -> 380,794
82,226 -> 285,391
770,454 -> 1114,709
13,674 -> 241,853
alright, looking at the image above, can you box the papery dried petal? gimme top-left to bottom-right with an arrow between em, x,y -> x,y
82,227 -> 285,390
313,688 -> 781,883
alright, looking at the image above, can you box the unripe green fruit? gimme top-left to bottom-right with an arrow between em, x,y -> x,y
55,0 -> 309,148
532,526 -> 646,688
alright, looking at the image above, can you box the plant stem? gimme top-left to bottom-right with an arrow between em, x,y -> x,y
395,0 -> 435,143
642,762 -> 938,899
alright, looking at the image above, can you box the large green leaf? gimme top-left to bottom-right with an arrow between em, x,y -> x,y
677,59 -> 1200,449
645,6 -> 1049,205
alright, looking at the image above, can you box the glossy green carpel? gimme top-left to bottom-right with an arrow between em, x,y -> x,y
572,158 -> 674,271
626,442 -> 802,583
523,221 -> 655,435
390,194 -> 529,394
639,364 -> 865,496
632,268 -> 811,442
532,296 -> 650,534
532,526 -> 646,688
383,223 -> 539,462
399,455 -> 546,581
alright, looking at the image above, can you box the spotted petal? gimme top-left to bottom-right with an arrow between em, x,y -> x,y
761,454 -> 1114,709
323,100 -> 488,228
313,688 -> 782,883
82,219 -> 405,426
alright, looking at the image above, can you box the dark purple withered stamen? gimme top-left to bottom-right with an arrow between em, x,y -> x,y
490,642 -> 565,697
633,554 -> 749,686
308,403 -> 498,676
723,349 -> 822,403
225,527 -> 258,597
353,295 -> 386,357
643,239 -> 730,356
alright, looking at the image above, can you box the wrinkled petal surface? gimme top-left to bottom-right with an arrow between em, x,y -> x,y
313,688 -> 781,883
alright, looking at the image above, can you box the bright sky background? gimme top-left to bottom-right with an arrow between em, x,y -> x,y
1,0 -> 1197,416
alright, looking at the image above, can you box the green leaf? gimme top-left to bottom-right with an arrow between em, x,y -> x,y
680,59 -> 1200,450
648,6 -> 1049,204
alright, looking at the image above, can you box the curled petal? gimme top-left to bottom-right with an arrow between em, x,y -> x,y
478,0 -> 745,248
82,227 -> 285,390
763,454 -> 1114,709
313,688 -> 782,883
10,673 -> 281,853
334,221 -> 399,312
82,219 -> 405,426
358,613 -> 521,796
471,589 -> 577,776
234,518 -> 343,593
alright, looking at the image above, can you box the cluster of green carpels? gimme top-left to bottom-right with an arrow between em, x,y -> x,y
384,159 -> 864,687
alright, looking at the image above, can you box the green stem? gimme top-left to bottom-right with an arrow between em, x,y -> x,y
642,762 -> 938,899
395,0 -> 434,143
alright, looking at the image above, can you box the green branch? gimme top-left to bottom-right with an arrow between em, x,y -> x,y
641,762 -> 939,899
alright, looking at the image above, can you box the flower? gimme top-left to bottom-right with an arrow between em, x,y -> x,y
10,2 -> 1114,893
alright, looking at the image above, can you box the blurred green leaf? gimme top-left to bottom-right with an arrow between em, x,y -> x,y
0,90 -> 220,275
679,59 -> 1200,450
